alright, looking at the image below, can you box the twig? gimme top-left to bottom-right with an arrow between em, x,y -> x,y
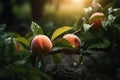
72,29 -> 81,35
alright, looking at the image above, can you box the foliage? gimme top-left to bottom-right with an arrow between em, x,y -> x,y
0,0 -> 120,80
0,25 -> 52,80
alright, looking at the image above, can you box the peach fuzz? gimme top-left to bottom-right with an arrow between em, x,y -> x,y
31,35 -> 52,55
63,34 -> 81,48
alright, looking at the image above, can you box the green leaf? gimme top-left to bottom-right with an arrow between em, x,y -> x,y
0,24 -> 6,31
53,38 -> 73,48
31,21 -> 43,36
103,0 -> 115,12
25,32 -> 34,42
51,26 -> 73,41
73,18 -> 84,29
5,37 -> 16,56
108,14 -> 116,26
52,54 -> 62,65
6,32 -> 20,38
82,32 -> 105,48
83,24 -> 92,32
15,37 -> 30,47
113,8 -> 120,16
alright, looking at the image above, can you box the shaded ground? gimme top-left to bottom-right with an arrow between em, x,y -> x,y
45,52 -> 117,80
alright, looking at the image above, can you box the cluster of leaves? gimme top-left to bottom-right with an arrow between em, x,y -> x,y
0,21 -> 79,80
0,24 -> 52,80
78,7 -> 120,79
0,1 -> 120,80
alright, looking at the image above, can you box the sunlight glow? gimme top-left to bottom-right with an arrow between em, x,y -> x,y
44,0 -> 85,23
72,0 -> 82,4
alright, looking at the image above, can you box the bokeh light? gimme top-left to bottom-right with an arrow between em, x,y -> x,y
43,0 -> 86,25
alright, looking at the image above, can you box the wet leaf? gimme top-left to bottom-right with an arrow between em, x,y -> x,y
31,21 -> 43,36
83,24 -> 92,32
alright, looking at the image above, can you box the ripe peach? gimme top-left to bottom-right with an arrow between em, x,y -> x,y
89,12 -> 105,32
63,34 -> 81,48
31,35 -> 52,55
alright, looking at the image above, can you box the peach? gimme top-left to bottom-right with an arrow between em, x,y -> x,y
31,35 -> 52,55
63,34 -> 81,48
89,12 -> 105,31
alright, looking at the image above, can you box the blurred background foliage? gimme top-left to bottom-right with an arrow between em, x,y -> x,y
0,0 -> 119,37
